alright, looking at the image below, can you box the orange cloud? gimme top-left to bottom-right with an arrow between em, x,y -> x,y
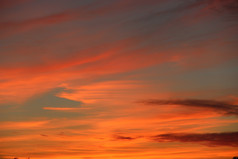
0,120 -> 49,130
57,80 -> 146,104
43,107 -> 90,111
1,0 -> 238,158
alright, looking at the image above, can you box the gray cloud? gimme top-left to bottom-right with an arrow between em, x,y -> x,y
152,131 -> 238,147
205,0 -> 238,13
139,99 -> 238,116
114,135 -> 136,140
113,131 -> 238,147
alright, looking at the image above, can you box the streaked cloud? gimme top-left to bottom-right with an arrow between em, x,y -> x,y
0,0 -> 237,158
152,131 -> 238,147
139,99 -> 238,116
113,135 -> 137,141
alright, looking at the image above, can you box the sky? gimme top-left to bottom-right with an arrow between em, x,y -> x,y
0,0 -> 238,159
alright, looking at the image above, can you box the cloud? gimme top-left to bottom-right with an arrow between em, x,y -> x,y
114,135 -> 136,140
0,120 -> 49,130
205,0 -> 238,14
0,0 -> 165,38
43,107 -> 90,111
0,0 -> 30,9
152,131 -> 238,147
0,11 -> 75,38
179,0 -> 238,15
40,134 -> 48,137
58,80 -> 145,104
139,99 -> 238,116
114,131 -> 238,148
0,88 -> 83,121
0,0 -> 238,158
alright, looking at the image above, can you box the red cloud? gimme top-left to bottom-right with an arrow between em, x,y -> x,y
153,132 -> 238,147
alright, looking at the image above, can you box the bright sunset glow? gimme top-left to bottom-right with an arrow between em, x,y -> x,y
0,0 -> 238,159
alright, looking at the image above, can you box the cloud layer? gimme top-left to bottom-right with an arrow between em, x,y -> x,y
153,131 -> 238,147
0,0 -> 238,158
139,99 -> 238,116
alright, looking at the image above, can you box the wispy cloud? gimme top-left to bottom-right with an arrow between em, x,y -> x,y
43,107 -> 90,111
113,135 -> 137,141
139,99 -> 238,116
152,131 -> 238,147
0,0 -> 238,158
204,0 -> 238,14
0,0 -> 30,9
0,120 -> 49,130
112,131 -> 238,147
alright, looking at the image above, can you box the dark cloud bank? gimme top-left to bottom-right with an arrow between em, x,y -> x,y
139,99 -> 238,116
114,132 -> 238,147
122,98 -> 238,147
114,135 -> 136,140
153,132 -> 238,147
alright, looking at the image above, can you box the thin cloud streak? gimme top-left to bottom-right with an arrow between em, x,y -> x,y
114,135 -> 137,141
152,131 -> 238,147
139,99 -> 238,116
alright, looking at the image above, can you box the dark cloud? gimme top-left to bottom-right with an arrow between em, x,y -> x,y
145,0 -> 238,20
113,131 -> 238,147
133,0 -> 238,22
40,134 -> 48,137
139,99 -> 238,116
206,0 -> 238,13
114,135 -> 136,140
152,132 -> 238,147
132,0 -> 204,23
198,0 -> 238,20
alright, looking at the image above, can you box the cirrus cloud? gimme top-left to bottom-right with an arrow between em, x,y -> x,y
139,99 -> 238,116
152,131 -> 238,147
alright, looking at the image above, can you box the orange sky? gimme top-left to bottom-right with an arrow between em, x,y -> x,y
0,0 -> 238,159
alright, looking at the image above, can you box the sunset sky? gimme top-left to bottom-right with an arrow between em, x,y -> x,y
0,0 -> 238,159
